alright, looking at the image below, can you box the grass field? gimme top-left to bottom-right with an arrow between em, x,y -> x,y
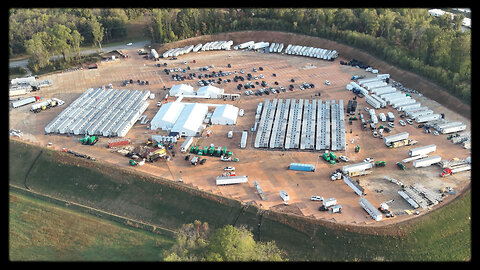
9,190 -> 174,261
9,140 -> 471,261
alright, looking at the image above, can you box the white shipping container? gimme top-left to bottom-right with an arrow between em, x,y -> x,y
440,124 -> 467,134
342,162 -> 373,174
216,175 -> 248,185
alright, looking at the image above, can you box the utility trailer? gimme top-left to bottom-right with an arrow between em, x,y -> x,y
289,163 -> 315,172
388,139 -> 418,148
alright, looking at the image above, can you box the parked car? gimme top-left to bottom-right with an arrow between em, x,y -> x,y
388,122 -> 395,128
200,158 -> 207,165
364,107 -> 370,112
339,155 -> 349,162
325,80 -> 330,85
310,196 -> 323,201
406,118 -> 413,125
399,120 -> 406,126
363,158 -> 374,163
224,166 -> 235,171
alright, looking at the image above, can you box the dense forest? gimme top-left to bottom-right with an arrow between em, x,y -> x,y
9,8 -> 470,102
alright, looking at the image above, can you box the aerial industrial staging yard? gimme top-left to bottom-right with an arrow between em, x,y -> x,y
9,35 -> 471,227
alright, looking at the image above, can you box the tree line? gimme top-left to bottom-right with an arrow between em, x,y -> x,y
9,8 -> 138,72
10,8 -> 470,102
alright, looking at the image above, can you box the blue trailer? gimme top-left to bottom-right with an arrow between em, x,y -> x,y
289,163 -> 315,172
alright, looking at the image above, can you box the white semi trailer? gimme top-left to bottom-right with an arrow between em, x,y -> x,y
412,155 -> 442,168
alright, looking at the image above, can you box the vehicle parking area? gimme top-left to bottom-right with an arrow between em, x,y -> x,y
10,45 -> 471,226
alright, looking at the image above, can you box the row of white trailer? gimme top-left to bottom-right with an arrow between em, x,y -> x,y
254,98 -> 345,151
162,41 -> 233,58
44,87 -> 150,137
284,44 -> 338,60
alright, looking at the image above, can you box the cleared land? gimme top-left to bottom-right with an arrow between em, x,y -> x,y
9,32 -> 471,228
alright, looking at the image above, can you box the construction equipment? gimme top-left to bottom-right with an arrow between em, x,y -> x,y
388,139 -> 418,148
396,162 -> 406,170
440,186 -> 457,195
375,161 -> 386,167
378,199 -> 395,218
355,144 -> 360,153
79,135 -> 98,145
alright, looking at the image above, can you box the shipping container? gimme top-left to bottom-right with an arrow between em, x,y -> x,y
289,163 -> 315,172
409,144 -> 436,157
323,198 -> 337,208
413,155 -> 442,168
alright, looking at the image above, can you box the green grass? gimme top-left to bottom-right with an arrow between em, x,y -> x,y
9,190 -> 175,261
9,140 -> 471,261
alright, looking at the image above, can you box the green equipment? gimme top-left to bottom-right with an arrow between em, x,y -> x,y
233,158 -> 239,162
323,152 -> 330,161
79,135 -> 98,145
355,144 -> 360,153
129,160 -> 138,166
375,161 -> 386,167
226,151 -> 233,156
329,152 -> 337,160
396,162 -> 406,170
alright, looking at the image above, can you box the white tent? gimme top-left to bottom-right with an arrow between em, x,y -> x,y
169,84 -> 194,97
150,102 -> 186,131
211,104 -> 239,125
171,103 -> 208,137
197,85 -> 224,98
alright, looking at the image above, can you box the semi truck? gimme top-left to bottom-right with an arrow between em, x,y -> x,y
441,164 -> 471,177
180,136 -> 194,153
384,132 -> 409,146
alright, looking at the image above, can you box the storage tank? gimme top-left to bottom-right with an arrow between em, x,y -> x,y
289,163 -> 315,172
413,155 -> 442,168
409,144 -> 436,157
384,132 -> 409,146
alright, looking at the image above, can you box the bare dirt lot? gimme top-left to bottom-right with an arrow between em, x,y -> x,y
10,32 -> 471,228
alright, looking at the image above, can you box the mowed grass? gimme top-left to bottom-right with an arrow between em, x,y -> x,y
9,190 -> 175,261
9,140 -> 471,261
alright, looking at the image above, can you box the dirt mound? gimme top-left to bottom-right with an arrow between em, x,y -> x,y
156,31 -> 470,119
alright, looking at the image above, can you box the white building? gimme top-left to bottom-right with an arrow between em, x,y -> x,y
169,84 -> 195,97
197,85 -> 224,98
171,103 -> 208,137
150,101 -> 186,131
210,104 -> 239,125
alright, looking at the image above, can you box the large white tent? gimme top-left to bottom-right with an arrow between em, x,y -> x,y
197,85 -> 224,98
169,84 -> 194,97
171,103 -> 208,137
150,101 -> 186,131
211,104 -> 239,125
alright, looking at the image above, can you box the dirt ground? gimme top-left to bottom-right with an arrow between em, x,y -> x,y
9,32 -> 471,228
